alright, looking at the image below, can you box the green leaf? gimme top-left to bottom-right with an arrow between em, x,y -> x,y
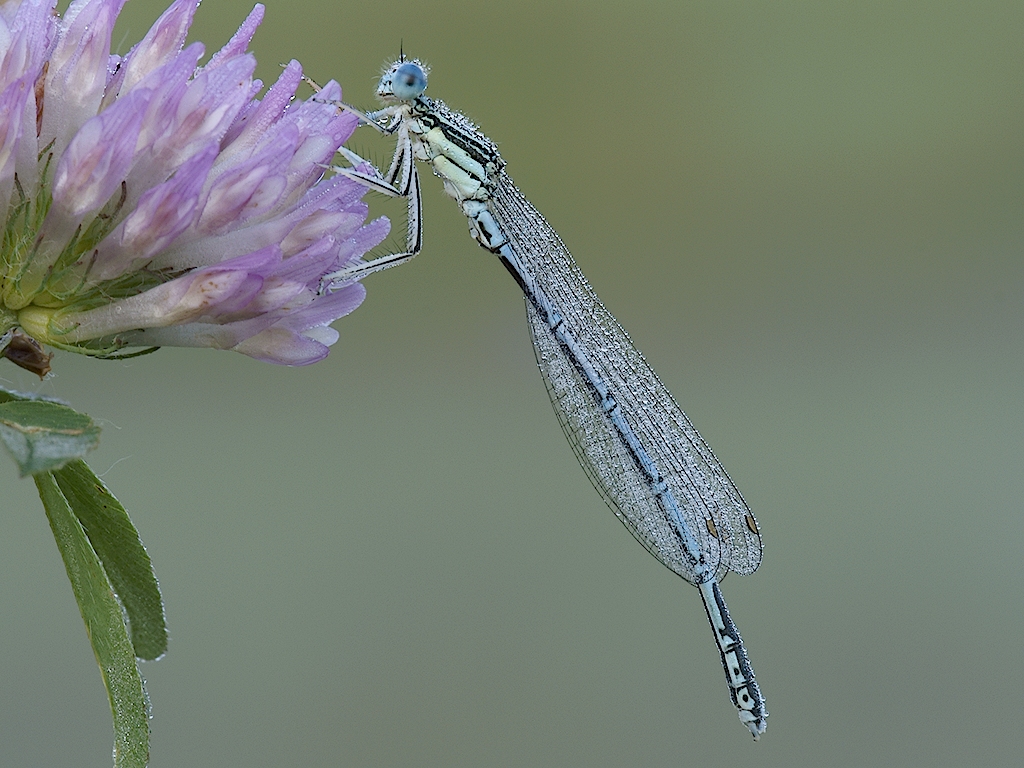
36,472 -> 150,768
0,385 -> 70,406
54,460 -> 168,660
0,399 -> 100,475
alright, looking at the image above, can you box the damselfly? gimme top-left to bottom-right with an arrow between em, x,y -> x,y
324,59 -> 768,739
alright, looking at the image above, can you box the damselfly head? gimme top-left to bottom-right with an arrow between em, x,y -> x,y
377,59 -> 429,103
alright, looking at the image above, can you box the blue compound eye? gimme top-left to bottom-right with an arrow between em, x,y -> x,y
391,62 -> 427,100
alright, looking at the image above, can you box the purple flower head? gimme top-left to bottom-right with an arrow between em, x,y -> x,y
0,0 -> 389,367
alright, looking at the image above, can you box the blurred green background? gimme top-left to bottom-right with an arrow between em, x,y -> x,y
3,0 -> 1023,765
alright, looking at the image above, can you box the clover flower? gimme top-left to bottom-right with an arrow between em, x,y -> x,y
0,0 -> 389,367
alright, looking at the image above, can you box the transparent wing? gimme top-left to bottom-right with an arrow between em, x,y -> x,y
494,174 -> 762,581
524,297 -> 724,583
